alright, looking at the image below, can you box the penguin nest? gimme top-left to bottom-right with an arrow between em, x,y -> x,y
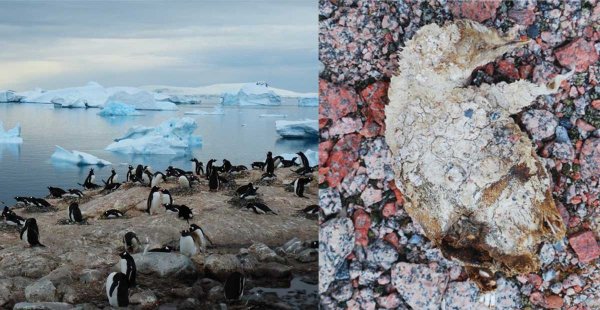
255,178 -> 277,187
23,205 -> 59,213
385,20 -> 566,288
226,194 -> 266,208
167,185 -> 201,196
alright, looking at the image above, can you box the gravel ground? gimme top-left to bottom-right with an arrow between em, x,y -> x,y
319,0 -> 600,309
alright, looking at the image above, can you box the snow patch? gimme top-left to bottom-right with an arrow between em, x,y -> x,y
0,122 -> 23,143
275,119 -> 318,139
51,145 -> 111,166
105,117 -> 202,155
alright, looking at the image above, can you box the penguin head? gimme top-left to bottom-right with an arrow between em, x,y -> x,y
150,186 -> 160,192
267,151 -> 272,157
161,189 -> 170,195
180,230 -> 190,236
189,224 -> 200,232
25,218 -> 36,226
128,165 -> 133,170
90,168 -> 94,174
69,202 -> 78,209
111,168 -> 116,174
119,251 -> 131,259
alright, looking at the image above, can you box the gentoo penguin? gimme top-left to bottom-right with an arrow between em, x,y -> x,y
179,230 -> 197,257
85,168 -> 95,184
236,183 -> 253,195
146,186 -> 162,215
163,203 -> 179,214
151,172 -> 165,188
301,204 -> 319,215
221,159 -> 232,173
103,209 -> 124,219
251,161 -> 265,170
281,157 -> 298,167
224,272 -> 245,300
178,175 -> 191,188
161,189 -> 173,206
191,158 -> 204,176
273,156 -> 283,168
265,152 -> 275,174
245,202 -> 277,215
206,159 -> 216,180
31,198 -> 52,208
208,168 -> 220,191
230,165 -> 248,173
260,172 -> 276,181
105,169 -> 117,184
123,232 -> 141,252
64,188 -> 84,198
189,223 -> 212,252
14,196 -> 31,205
126,165 -> 134,182
142,167 -> 153,185
2,206 -> 25,226
119,251 -> 137,287
20,218 -> 45,247
102,181 -> 121,191
149,245 -> 172,253
238,183 -> 258,200
134,165 -> 144,183
293,177 -> 312,198
47,186 -> 66,198
177,205 -> 193,221
295,151 -> 313,175
105,272 -> 129,307
166,166 -> 187,177
68,202 -> 84,223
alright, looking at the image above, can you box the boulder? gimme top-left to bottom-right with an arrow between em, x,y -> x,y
204,254 -> 241,280
248,243 -> 285,263
13,302 -> 73,310
113,253 -> 196,278
25,279 -> 57,302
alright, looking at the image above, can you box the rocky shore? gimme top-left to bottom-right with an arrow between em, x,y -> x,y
0,169 -> 318,309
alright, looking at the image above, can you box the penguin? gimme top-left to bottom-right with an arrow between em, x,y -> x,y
151,172 -> 165,188
236,183 -> 253,195
146,186 -> 162,215
14,196 -> 31,205
119,251 -> 137,287
105,272 -> 129,307
206,159 -> 216,180
265,152 -> 275,174
106,168 -> 118,184
85,168 -> 95,184
123,231 -> 141,252
300,204 -> 319,215
293,177 -> 312,198
239,183 -> 258,200
179,230 -> 197,257
148,245 -> 172,253
47,186 -> 67,198
64,189 -> 84,198
102,181 -> 121,191
231,165 -> 248,173
177,205 -> 193,221
163,203 -> 180,214
295,151 -> 313,175
191,158 -> 204,176
280,157 -> 298,168
273,156 -> 283,168
221,159 -> 232,173
251,162 -> 265,170
178,175 -> 191,188
20,218 -> 45,247
224,272 -> 245,300
103,209 -> 124,219
142,168 -> 153,185
161,189 -> 173,206
260,172 -> 276,181
2,206 -> 25,226
189,223 -> 212,252
208,168 -> 220,191
68,202 -> 84,223
31,198 -> 52,208
244,202 -> 277,215
126,165 -> 134,182
134,165 -> 144,183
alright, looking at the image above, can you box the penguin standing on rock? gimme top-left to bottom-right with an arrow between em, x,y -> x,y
2,206 -> 25,226
295,151 -> 313,175
161,189 -> 173,206
293,177 -> 312,198
68,202 -> 84,223
146,186 -> 162,215
123,232 -> 141,252
20,218 -> 45,247
79,168 -> 100,189
119,251 -> 137,287
189,223 -> 212,252
206,159 -> 216,180
47,186 -> 67,198
106,168 -> 118,184
191,158 -> 204,176
134,165 -> 144,183
151,172 -> 165,188
208,168 -> 220,191
179,230 -> 197,257
265,152 -> 274,174
105,272 -> 129,307
224,272 -> 245,300
126,165 -> 134,182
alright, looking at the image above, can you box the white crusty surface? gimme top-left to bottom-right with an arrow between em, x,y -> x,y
385,20 -> 566,275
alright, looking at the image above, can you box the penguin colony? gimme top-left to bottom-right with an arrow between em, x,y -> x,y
0,150 -> 318,307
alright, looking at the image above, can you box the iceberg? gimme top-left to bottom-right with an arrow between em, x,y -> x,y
155,94 -> 202,105
298,96 -> 318,107
0,122 -> 23,143
105,91 -> 177,111
259,114 -> 287,118
25,82 -> 111,107
0,90 -> 24,103
106,117 -> 202,155
51,145 -> 111,166
279,149 -> 318,167
275,119 -> 318,139
184,105 -> 224,115
97,102 -> 144,117
221,82 -> 282,106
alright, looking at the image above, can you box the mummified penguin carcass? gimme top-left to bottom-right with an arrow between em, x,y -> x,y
385,20 -> 567,290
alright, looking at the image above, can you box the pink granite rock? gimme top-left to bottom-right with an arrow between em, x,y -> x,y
580,138 -> 600,181
568,231 -> 600,263
555,38 -> 599,72
448,0 -> 502,22
391,263 -> 449,310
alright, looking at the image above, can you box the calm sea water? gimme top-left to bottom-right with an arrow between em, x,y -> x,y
0,99 -> 317,204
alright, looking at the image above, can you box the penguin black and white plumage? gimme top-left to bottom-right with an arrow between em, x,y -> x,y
64,188 -> 84,198
301,204 -> 319,215
14,196 -> 31,205
85,168 -> 95,184
126,165 -> 134,182
102,181 -> 121,191
179,230 -> 197,257
189,223 -> 212,252
224,272 -> 245,300
20,218 -> 44,247
178,175 -> 191,188
236,183 -> 253,195
106,272 -> 129,308
146,186 -> 162,215
2,206 -> 25,226
134,165 -> 144,183
191,158 -> 204,176
293,177 -> 312,198
47,186 -> 67,198
245,202 -> 277,215
239,183 -> 258,200
230,165 -> 248,173
294,151 -> 313,175
123,231 -> 141,252
119,251 -> 137,287
221,159 -> 232,173
206,159 -> 216,180
68,202 -> 84,223
103,209 -> 124,219
280,157 -> 298,168
163,203 -> 179,214
31,198 -> 52,208
106,168 -> 118,184
149,245 -> 172,252
177,205 -> 193,221
208,168 -> 220,191
265,152 -> 275,174
151,172 -> 165,188
142,168 -> 153,186
260,172 -> 277,181
161,189 -> 173,206
251,162 -> 265,170
273,156 -> 283,168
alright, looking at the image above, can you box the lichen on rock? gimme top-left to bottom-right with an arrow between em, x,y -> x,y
385,20 -> 567,289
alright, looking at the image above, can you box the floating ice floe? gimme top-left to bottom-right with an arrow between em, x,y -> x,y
0,90 -> 24,103
184,105 -> 224,115
97,102 -> 144,117
105,117 -> 202,155
154,93 -> 202,104
222,82 -> 281,106
279,149 -> 318,166
24,82 -> 115,107
106,91 -> 177,111
51,145 -> 111,166
259,114 -> 287,118
0,122 -> 23,143
275,119 -> 318,139
298,96 -> 318,107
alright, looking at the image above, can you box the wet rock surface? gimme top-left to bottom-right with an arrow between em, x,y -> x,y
319,0 -> 600,308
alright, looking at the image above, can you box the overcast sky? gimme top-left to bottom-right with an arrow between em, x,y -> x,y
0,1 -> 317,92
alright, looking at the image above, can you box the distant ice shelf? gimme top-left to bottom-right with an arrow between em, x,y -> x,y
51,145 -> 111,166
